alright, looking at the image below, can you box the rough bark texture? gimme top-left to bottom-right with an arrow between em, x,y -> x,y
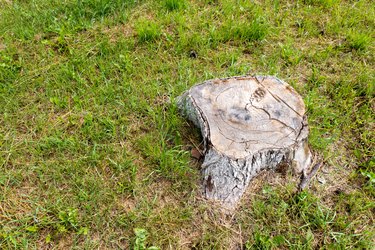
177,76 -> 312,208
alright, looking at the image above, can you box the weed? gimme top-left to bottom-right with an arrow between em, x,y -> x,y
133,228 -> 159,250
220,17 -> 269,43
163,0 -> 186,11
361,169 -> 375,185
136,19 -> 162,43
58,209 -> 79,230
346,31 -> 372,51
279,43 -> 303,66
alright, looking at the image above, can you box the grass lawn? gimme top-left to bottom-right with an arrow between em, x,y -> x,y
0,0 -> 374,249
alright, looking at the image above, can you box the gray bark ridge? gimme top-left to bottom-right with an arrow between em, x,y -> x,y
177,76 -> 312,208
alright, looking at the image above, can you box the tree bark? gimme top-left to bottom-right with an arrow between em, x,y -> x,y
177,76 -> 312,208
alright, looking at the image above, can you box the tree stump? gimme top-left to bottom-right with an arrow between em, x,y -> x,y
177,76 -> 312,208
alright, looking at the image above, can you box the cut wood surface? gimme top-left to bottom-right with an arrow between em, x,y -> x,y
178,76 -> 312,208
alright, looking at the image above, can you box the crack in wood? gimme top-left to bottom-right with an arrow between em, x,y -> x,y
247,100 -> 297,133
254,77 -> 304,117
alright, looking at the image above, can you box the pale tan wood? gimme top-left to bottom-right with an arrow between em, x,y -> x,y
178,76 -> 312,208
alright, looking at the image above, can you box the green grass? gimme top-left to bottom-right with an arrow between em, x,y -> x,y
163,0 -> 187,11
136,19 -> 162,43
0,0 -> 374,249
